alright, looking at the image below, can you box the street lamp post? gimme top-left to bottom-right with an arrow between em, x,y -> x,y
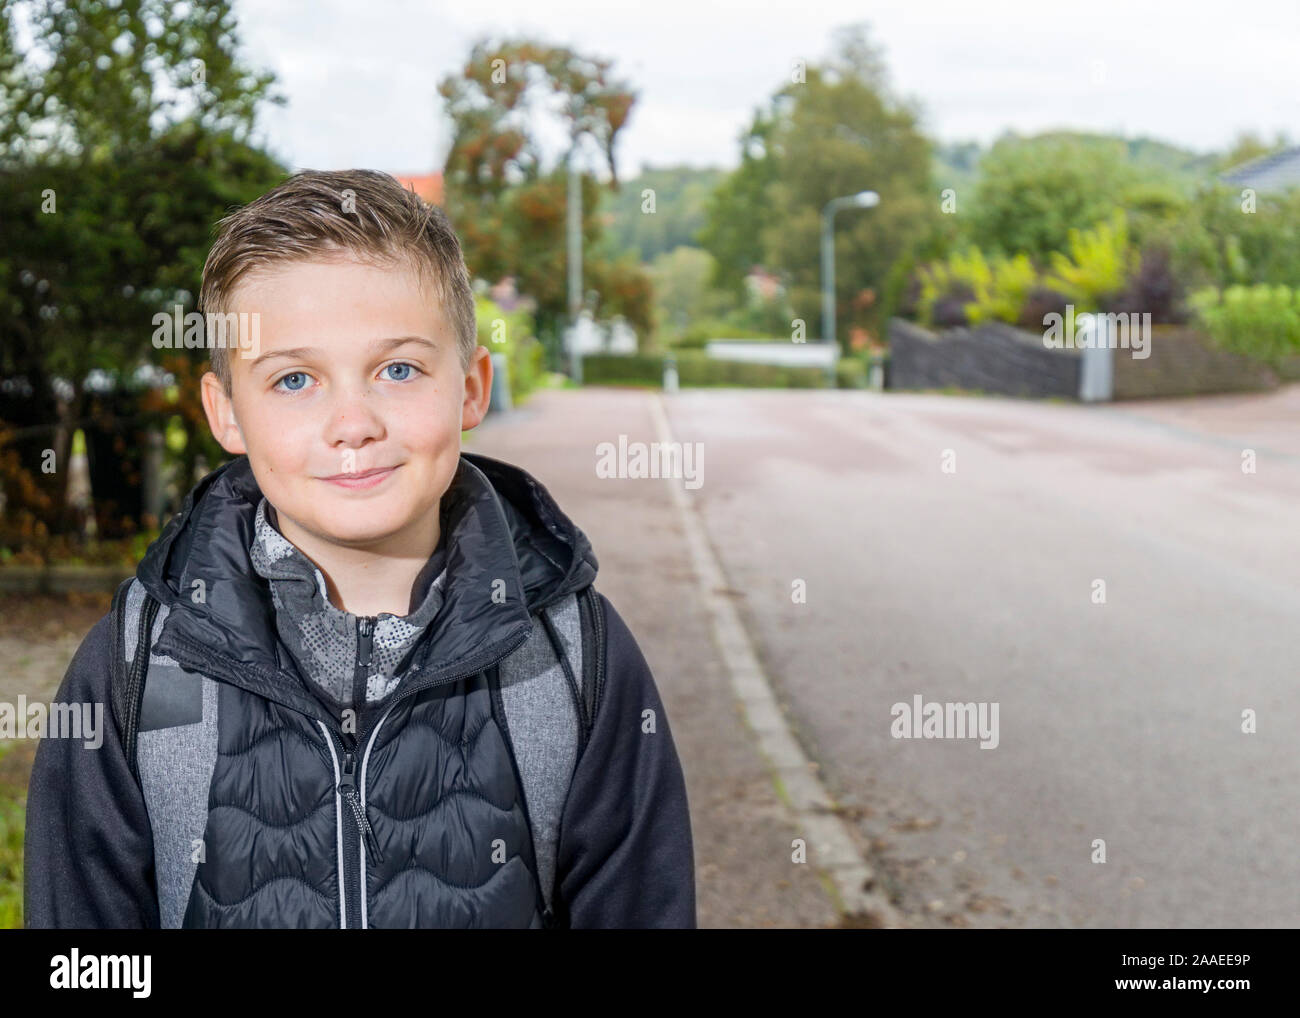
566,142 -> 584,384
821,191 -> 881,356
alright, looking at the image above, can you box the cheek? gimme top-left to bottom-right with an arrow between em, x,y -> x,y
390,386 -> 462,448
240,400 -> 316,472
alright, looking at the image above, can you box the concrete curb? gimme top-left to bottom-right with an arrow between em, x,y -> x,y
647,391 -> 902,927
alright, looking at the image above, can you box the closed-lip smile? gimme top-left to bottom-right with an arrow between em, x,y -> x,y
320,465 -> 398,488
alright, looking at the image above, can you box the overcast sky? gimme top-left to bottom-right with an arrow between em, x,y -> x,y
236,0 -> 1299,178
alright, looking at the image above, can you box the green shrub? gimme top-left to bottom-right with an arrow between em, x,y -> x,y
0,743 -> 23,929
835,357 -> 869,389
676,352 -> 827,388
581,353 -> 666,386
580,352 -> 829,388
1190,284 -> 1300,365
968,253 -> 1037,325
475,295 -> 545,403
1044,210 -> 1135,310
916,247 -> 1037,327
677,317 -> 777,346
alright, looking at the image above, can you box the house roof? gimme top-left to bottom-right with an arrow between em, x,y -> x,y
391,172 -> 444,205
1219,147 -> 1300,193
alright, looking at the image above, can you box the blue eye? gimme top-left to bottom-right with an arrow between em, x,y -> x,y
382,362 -> 420,382
275,372 -> 310,392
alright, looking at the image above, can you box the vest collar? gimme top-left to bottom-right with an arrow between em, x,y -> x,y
248,497 -> 450,710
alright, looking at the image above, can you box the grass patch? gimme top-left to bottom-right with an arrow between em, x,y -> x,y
0,740 -> 34,929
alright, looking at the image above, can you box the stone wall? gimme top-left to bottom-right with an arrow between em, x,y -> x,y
888,319 -> 1080,398
889,319 -> 1293,401
1111,327 -> 1278,399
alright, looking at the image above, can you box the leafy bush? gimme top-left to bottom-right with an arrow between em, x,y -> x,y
580,352 -> 829,388
835,357 -> 869,389
0,742 -> 24,929
1190,284 -> 1300,365
965,138 -> 1146,262
1017,286 -> 1071,331
968,254 -> 1037,325
931,282 -> 977,328
676,317 -> 781,347
1043,210 -> 1135,310
1152,186 -> 1300,292
676,353 -> 827,388
1106,245 -> 1188,324
475,295 -> 544,403
916,247 -> 1036,327
581,354 -> 667,386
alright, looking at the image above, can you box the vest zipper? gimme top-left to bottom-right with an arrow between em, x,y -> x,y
351,617 -> 381,865
339,750 -> 384,865
354,615 -> 374,709
336,616 -> 382,930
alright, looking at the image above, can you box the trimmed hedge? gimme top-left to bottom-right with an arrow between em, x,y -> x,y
581,352 -> 833,389
581,354 -> 666,385
835,358 -> 869,389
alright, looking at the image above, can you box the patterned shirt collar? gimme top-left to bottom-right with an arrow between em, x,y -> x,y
248,496 -> 449,710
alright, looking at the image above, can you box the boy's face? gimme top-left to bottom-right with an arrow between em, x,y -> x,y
199,256 -> 491,552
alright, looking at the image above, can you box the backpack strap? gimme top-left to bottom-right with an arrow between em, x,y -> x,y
575,586 -> 607,739
109,577 -> 160,786
491,586 -> 607,928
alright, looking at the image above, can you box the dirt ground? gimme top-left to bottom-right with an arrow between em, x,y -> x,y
0,593 -> 112,707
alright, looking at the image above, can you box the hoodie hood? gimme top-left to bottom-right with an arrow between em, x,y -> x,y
140,451 -> 598,722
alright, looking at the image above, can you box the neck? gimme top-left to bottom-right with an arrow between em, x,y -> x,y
272,502 -> 442,617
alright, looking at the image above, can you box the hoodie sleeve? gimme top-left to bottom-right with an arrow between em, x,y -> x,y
23,612 -> 160,928
553,592 -> 696,929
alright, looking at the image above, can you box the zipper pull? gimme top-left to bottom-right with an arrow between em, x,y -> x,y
358,617 -> 373,667
338,751 -> 385,865
339,751 -> 357,793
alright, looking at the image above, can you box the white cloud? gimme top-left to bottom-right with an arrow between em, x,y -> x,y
232,0 -> 1300,175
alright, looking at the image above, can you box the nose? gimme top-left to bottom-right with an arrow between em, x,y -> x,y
323,381 -> 386,454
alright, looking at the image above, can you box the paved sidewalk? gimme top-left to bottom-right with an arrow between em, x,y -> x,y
468,387 -> 843,929
1106,382 -> 1300,463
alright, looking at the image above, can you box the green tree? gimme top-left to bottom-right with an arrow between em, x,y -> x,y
1152,184 -> 1300,291
600,164 -> 724,263
0,0 -> 285,542
437,36 -> 651,353
966,137 -> 1138,262
758,23 -> 937,348
697,106 -> 780,300
647,246 -> 734,346
1216,130 -> 1294,173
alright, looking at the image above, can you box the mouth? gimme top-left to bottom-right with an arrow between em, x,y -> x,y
319,465 -> 399,490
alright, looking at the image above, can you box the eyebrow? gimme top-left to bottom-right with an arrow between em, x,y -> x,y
248,335 -> 438,372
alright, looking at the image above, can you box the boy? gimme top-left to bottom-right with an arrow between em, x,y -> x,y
23,169 -> 696,929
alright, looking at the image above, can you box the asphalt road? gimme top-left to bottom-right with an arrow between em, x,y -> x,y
664,386 -> 1300,928
472,383 -> 1300,928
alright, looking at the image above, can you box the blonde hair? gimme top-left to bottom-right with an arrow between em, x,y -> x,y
199,169 -> 476,394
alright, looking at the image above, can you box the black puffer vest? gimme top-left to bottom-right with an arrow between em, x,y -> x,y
119,451 -> 599,928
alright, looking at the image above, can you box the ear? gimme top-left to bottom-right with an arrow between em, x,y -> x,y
460,345 -> 493,431
201,370 -> 247,455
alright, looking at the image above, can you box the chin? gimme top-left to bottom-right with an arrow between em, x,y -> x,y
314,503 -> 419,542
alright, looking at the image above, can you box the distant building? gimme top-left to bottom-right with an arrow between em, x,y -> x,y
1220,147 -> 1300,194
391,171 -> 444,205
744,266 -> 784,304
488,276 -> 537,314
